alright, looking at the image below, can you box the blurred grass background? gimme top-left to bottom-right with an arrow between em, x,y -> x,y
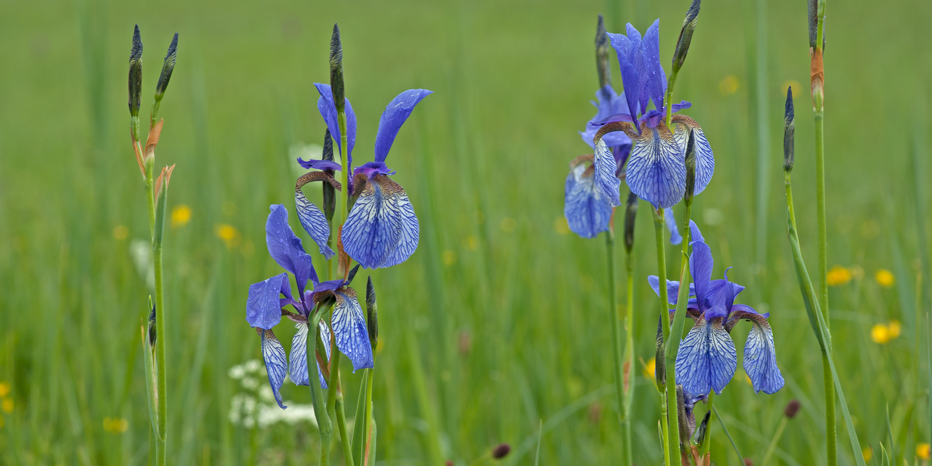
1,0 -> 931,464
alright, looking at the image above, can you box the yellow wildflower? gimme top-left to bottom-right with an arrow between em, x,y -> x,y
871,324 -> 891,344
113,225 -> 129,241
862,447 -> 872,462
442,250 -> 457,266
887,320 -> 901,339
554,217 -> 570,235
215,224 -> 241,249
827,266 -> 853,286
103,417 -> 129,434
719,76 -> 740,95
643,358 -> 656,378
874,269 -> 895,288
0,382 -> 9,397
918,443 -> 931,460
171,204 -> 192,228
1,398 -> 12,413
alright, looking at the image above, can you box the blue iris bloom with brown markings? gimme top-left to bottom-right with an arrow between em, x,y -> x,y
650,221 -> 784,395
245,204 -> 373,409
592,20 -> 715,210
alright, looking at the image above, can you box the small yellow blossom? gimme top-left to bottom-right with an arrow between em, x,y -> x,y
862,447 -> 873,462
719,76 -> 740,95
500,217 -> 516,233
554,217 -> 570,235
0,382 -> 9,397
887,320 -> 901,339
113,225 -> 129,241
103,417 -> 129,434
871,324 -> 891,344
215,224 -> 241,249
827,266 -> 853,286
1,398 -> 12,413
171,204 -> 192,228
874,269 -> 895,288
917,443 -> 931,460
442,250 -> 457,266
643,358 -> 656,378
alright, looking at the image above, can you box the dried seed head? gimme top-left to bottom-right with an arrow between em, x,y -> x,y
329,24 -> 345,113
784,399 -> 801,419
492,443 -> 511,459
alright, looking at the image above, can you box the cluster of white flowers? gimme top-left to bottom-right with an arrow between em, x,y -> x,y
227,359 -> 319,429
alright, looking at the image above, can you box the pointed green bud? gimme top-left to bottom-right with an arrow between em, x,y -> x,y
128,26 -> 143,122
783,87 -> 795,172
155,33 -> 178,101
623,190 -> 638,254
654,316 -> 666,391
672,0 -> 701,75
683,130 -> 697,206
366,276 -> 378,351
322,129 -> 336,222
329,24 -> 345,113
807,0 -> 818,49
595,14 -> 611,88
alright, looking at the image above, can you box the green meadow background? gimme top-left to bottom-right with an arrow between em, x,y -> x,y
1,0 -> 931,464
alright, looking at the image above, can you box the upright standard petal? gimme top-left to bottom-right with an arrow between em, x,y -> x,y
260,329 -> 288,409
331,288 -> 374,371
672,116 -> 715,195
624,123 -> 685,209
729,306 -> 784,394
266,205 -> 317,293
593,139 -> 622,207
342,175 -> 419,268
689,239 -> 714,307
289,322 -> 309,386
295,178 -> 336,259
579,86 -> 632,150
374,89 -> 432,163
608,31 -> 642,123
564,165 -> 612,238
246,273 -> 289,329
314,83 -> 357,166
665,208 -> 682,245
675,317 -> 737,395
640,19 -> 667,113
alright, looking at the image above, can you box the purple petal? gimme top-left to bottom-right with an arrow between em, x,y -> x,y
564,166 -> 612,238
353,161 -> 394,179
580,86 -> 633,149
288,322 -> 310,386
342,175 -> 419,268
672,116 -> 715,195
260,329 -> 288,409
314,83 -> 357,168
310,279 -> 347,302
594,139 -> 622,207
374,89 -> 432,163
297,158 -> 342,172
246,273 -> 289,329
266,205 -> 317,293
665,208 -> 682,245
648,275 -> 681,305
675,317 -> 737,396
608,31 -> 642,123
729,309 -> 784,394
295,190 -> 335,260
624,126 -> 685,209
671,101 -> 692,113
689,220 -> 704,243
641,20 -> 667,114
331,288 -> 374,371
689,240 -> 715,312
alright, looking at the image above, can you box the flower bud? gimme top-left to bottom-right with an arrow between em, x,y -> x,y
321,129 -> 336,222
784,399 -> 801,419
155,33 -> 178,101
366,276 -> 378,351
807,0 -> 818,49
595,14 -> 611,88
676,385 -> 691,443
128,25 -> 143,119
147,296 -> 157,347
683,130 -> 697,206
655,316 -> 666,390
492,443 -> 511,459
329,24 -> 345,113
623,190 -> 638,254
695,410 -> 711,446
672,0 -> 701,75
783,87 -> 795,172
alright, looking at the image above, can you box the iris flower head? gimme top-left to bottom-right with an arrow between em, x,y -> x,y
650,221 -> 784,396
245,204 -> 374,409
591,20 -> 715,211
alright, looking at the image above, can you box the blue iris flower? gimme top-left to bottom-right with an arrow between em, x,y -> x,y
592,20 -> 715,210
245,204 -> 373,409
650,221 -> 784,395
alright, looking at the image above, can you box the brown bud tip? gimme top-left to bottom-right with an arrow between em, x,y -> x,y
492,443 -> 511,459
744,459 -> 753,466
784,399 -> 801,419
445,461 -> 454,466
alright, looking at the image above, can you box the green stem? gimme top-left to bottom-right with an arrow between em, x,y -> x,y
605,232 -> 627,464
664,201 -> 693,460
144,158 -> 167,466
363,366 -> 375,464
761,416 -> 789,466
701,393 -> 713,455
310,311 -> 333,466
623,248 -> 635,466
335,388 -> 353,466
654,209 -> 679,466
337,113 -> 349,233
